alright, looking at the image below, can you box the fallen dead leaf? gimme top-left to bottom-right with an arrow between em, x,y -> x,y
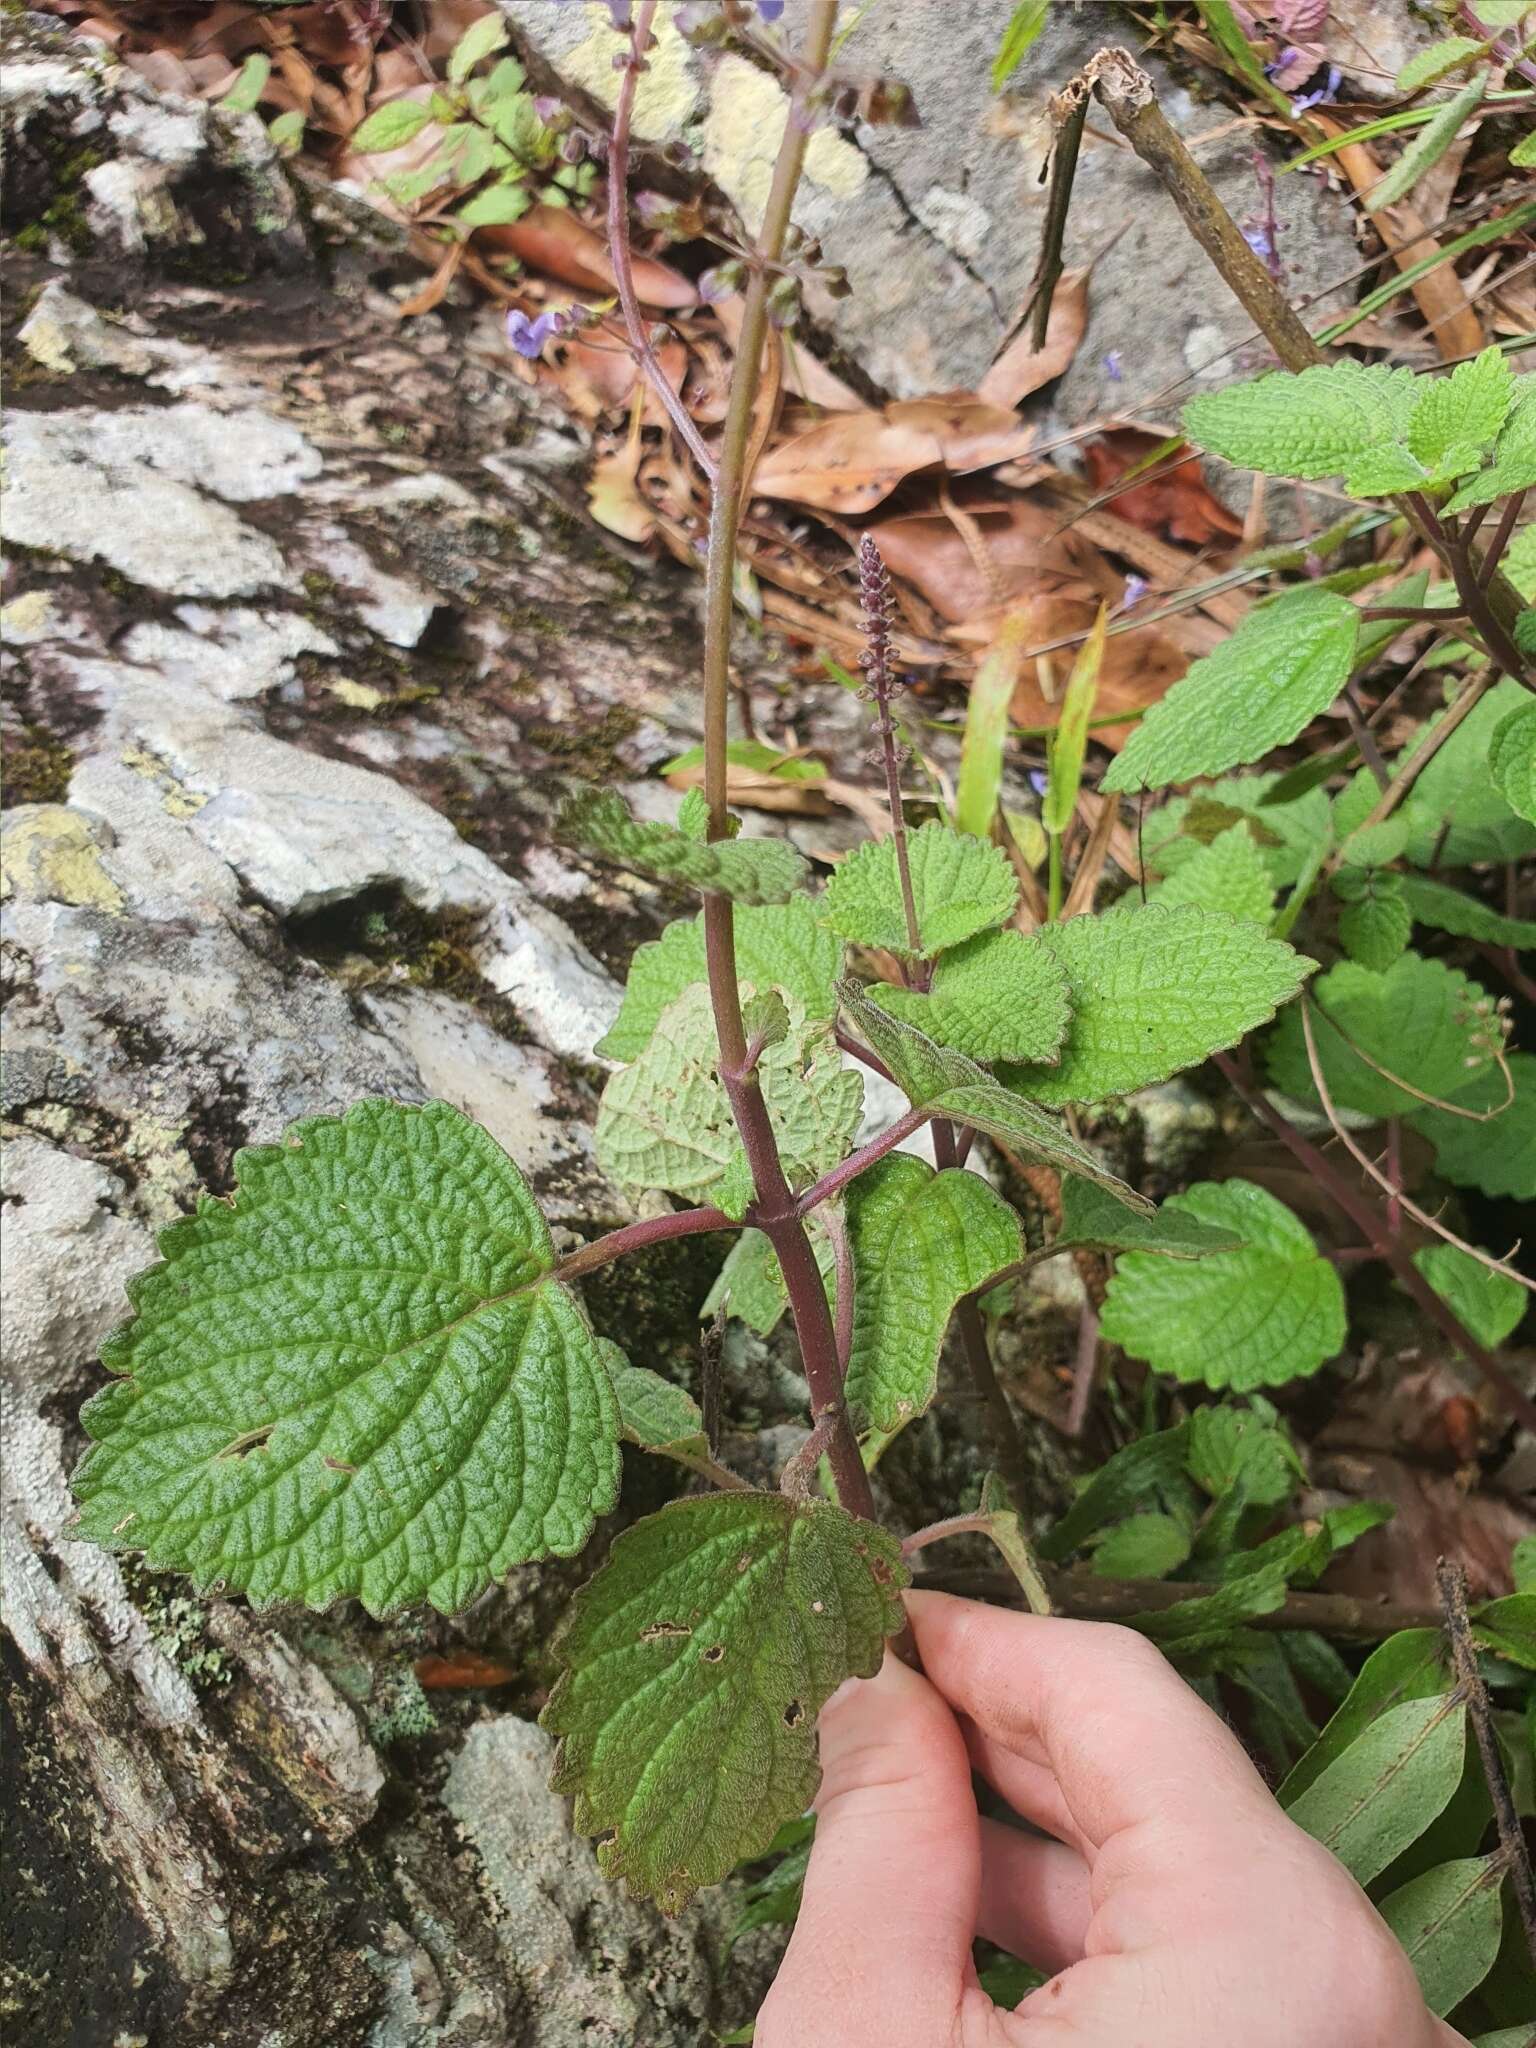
664,757 -> 831,816
975,267 -> 1090,409
1082,430 -> 1245,546
866,499 -> 1090,624
1327,133 -> 1484,362
751,398 -> 1038,516
588,432 -> 656,545
415,1651 -> 518,1690
713,294 -> 864,411
476,204 -> 696,310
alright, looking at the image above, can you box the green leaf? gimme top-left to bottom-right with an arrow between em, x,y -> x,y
1002,905 -> 1312,1105
823,820 -> 1017,959
1395,35 -> 1487,91
702,1230 -> 791,1336
1090,1512 -> 1192,1580
1183,361 -> 1418,483
220,52 -> 270,114
1051,1174 -> 1245,1261
836,980 -> 1148,1205
1444,377 -> 1536,510
1099,1179 -> 1346,1393
1367,74 -> 1487,215
842,1157 -> 1022,1431
991,0 -> 1050,89
1036,1420 -> 1192,1562
869,928 -> 1072,1064
447,9 -> 509,82
1148,774 -> 1331,889
543,1492 -> 908,1911
1042,606 -> 1105,837
662,740 -> 827,785
561,789 -> 808,906
1407,346 -> 1512,466
599,897 -> 840,1063
596,987 -> 861,1216
1401,679 -> 1536,866
1197,0 -> 1291,112
1147,822 -> 1276,923
1267,953 -> 1498,1120
1411,1050 -> 1536,1200
72,1100 -> 620,1617
1380,1856 -> 1505,2016
1489,701 -> 1536,825
608,1354 -> 707,1453
1280,1630 -> 1451,1803
456,181 -> 533,227
1512,128 -> 1536,169
267,109 -> 304,155
1335,871 -> 1412,971
1186,1401 -> 1300,1509
1513,1535 -> 1536,1594
956,617 -> 1026,839
1472,2031 -> 1536,2048
1398,872 -> 1536,948
352,97 -> 436,153
1414,1244 -> 1526,1349
1102,588 -> 1359,793
1286,1694 -> 1467,1885
730,1819 -> 814,1945
1473,1592 -> 1536,1670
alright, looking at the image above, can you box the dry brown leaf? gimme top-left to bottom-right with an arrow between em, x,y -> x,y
1082,430 -> 1245,546
751,398 -> 1037,515
399,234 -> 467,317
866,500 -> 1089,624
976,267 -> 1090,409
588,433 -> 656,545
664,758 -> 831,817
476,206 -> 696,310
713,296 -> 864,411
1327,132 -> 1484,362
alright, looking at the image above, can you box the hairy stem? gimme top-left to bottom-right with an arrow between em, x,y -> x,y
608,1 -> 717,478
695,0 -> 875,1522
555,1205 -> 734,1283
1212,1051 -> 1536,1434
1437,1557 -> 1536,1971
795,1101 -> 933,1215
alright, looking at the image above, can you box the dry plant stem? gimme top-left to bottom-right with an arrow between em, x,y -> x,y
925,1565 -> 1447,1639
1084,47 -> 1534,689
1357,663 -> 1495,837
1212,1050 -> 1536,1434
700,1309 -> 725,1459
608,1 -> 717,480
1436,1556 -> 1536,1970
1027,82 -> 1091,351
859,536 -> 921,955
695,0 -> 877,1524
1065,1301 -> 1102,1438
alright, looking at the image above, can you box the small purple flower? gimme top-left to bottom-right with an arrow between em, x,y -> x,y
757,0 -> 786,18
1242,222 -> 1277,264
1291,65 -> 1342,114
1028,768 -> 1050,798
1103,349 -> 1123,383
506,307 -> 572,358
1119,574 -> 1149,613
1264,44 -> 1305,79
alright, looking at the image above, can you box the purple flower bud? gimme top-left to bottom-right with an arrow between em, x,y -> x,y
532,95 -> 565,125
1120,574 -> 1149,612
1264,44 -> 1304,79
1241,223 -> 1276,263
1103,349 -> 1123,383
602,0 -> 633,27
698,261 -> 744,303
1291,65 -> 1341,113
1028,769 -> 1050,799
506,307 -> 571,358
757,0 -> 786,18
633,188 -> 671,223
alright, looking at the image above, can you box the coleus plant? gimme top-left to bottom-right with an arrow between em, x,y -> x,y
67,5 -> 1534,2002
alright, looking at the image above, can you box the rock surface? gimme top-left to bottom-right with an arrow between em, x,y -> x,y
2,22 -> 785,2046
502,0 -> 1359,406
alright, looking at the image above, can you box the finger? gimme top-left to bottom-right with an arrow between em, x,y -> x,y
908,1591 -> 1276,1853
755,1650 -> 978,2048
965,1722 -> 1083,1854
976,1817 -> 1092,1976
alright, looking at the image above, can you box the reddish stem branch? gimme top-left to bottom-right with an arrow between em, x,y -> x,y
794,1102 -> 933,1215
554,1205 -> 733,1283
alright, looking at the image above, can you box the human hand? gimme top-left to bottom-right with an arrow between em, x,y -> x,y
758,1591 -> 1465,2048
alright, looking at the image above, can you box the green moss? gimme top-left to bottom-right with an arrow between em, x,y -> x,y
125,1564 -> 235,1692
287,888 -> 528,1041
367,1669 -> 437,1746
10,143 -> 103,254
526,702 -> 640,779
1,727 -> 72,805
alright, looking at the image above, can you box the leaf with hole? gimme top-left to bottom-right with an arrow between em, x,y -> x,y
822,820 -> 1017,958
1145,774 -> 1331,889
72,1100 -> 621,1616
1002,905 -> 1311,1105
1266,953 -> 1498,1120
1380,1856 -> 1506,2016
868,927 -> 1072,1064
543,1492 -> 908,1910
842,1156 -> 1021,1431
598,896 -> 840,1064
1285,1694 -> 1467,1885
561,789 -> 807,906
1103,587 -> 1358,793
1099,1179 -> 1345,1393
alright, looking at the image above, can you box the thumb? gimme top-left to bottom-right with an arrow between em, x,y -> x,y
756,1650 -> 980,2048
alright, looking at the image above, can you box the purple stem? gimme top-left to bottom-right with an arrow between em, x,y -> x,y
555,1204 -> 733,1283
794,1102 -> 933,1216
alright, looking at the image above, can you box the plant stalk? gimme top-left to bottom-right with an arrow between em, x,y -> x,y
555,1205 -> 734,1283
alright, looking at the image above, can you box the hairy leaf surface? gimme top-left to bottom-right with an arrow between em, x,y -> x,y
1099,1179 -> 1345,1392
1286,1695 -> 1468,1886
1051,1175 -> 1245,1260
1407,346 -> 1512,468
74,1100 -> 621,1616
561,789 -> 807,905
1335,870 -> 1412,970
1380,1857 -> 1505,2018
1183,361 -> 1418,482
869,927 -> 1072,1064
544,1493 -> 907,1910
1398,872 -> 1536,948
1144,775 -> 1330,889
1002,905 -> 1311,1105
598,898 -> 840,1062
1103,588 -> 1358,792
822,820 -> 1017,957
1266,953 -> 1497,1119
1488,700 -> 1536,825
1402,679 -> 1536,867
1147,822 -> 1276,923
1411,1051 -> 1536,1201
843,1157 -> 1022,1431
